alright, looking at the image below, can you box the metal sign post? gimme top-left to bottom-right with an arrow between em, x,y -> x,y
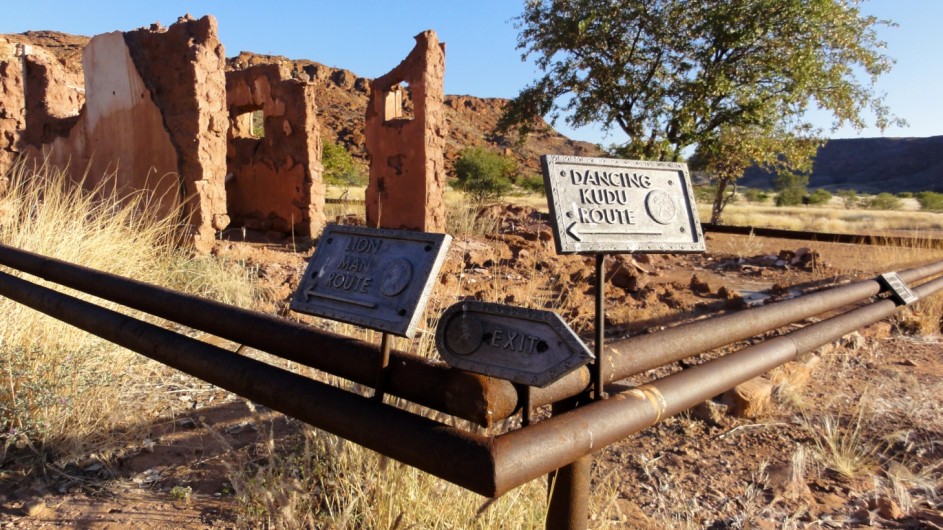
291,225 -> 451,401
541,154 -> 705,398
540,154 -> 706,528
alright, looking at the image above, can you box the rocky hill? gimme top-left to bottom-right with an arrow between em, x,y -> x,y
739,136 -> 943,193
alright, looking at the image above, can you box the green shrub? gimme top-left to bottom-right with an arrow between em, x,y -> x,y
322,140 -> 367,188
742,188 -> 769,203
806,188 -> 832,205
836,189 -> 858,209
694,184 -> 718,204
775,187 -> 806,206
917,191 -> 943,212
773,172 -> 808,206
453,147 -> 516,202
865,192 -> 903,210
896,191 -> 914,199
517,173 -> 546,194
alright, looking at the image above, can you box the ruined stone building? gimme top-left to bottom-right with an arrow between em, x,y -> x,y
1,17 -> 449,251
226,63 -> 324,236
0,17 -> 230,252
0,15 -> 326,252
365,30 -> 447,233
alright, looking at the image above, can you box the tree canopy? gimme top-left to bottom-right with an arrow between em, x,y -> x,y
499,0 -> 902,222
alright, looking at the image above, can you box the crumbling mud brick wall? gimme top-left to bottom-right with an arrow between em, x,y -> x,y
123,15 -> 230,253
0,32 -> 86,180
226,62 -> 325,236
21,45 -> 84,148
364,30 -> 446,232
32,15 -> 229,253
0,40 -> 26,180
41,30 -> 182,221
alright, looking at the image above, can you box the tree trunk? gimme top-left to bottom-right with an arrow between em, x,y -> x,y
710,178 -> 730,224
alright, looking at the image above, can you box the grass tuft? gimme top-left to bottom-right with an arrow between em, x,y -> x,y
0,159 -> 266,462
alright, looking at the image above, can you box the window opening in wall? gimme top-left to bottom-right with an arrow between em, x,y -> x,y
383,83 -> 414,122
250,109 -> 265,138
233,108 -> 265,139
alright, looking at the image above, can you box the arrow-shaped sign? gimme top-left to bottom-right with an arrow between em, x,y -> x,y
435,301 -> 593,388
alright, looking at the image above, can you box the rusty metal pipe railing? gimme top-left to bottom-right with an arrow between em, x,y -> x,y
0,243 -> 516,426
0,268 -> 500,493
488,273 -> 943,494
0,249 -> 941,498
602,259 -> 943,383
2,243 -> 942,428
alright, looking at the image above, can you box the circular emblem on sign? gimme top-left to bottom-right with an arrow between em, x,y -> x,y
444,313 -> 483,356
379,259 -> 413,296
645,190 -> 677,225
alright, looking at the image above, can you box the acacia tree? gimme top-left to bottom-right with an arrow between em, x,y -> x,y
499,0 -> 902,222
689,123 -> 819,222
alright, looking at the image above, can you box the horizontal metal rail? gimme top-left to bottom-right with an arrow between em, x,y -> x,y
492,273 -> 943,493
0,249 -> 941,497
1,243 -> 941,428
704,222 -> 943,249
602,259 -> 943,381
0,243 -> 511,427
0,268 -> 497,492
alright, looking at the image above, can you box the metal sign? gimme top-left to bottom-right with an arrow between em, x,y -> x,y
878,272 -> 918,306
290,225 -> 451,338
541,154 -> 705,254
436,301 -> 593,388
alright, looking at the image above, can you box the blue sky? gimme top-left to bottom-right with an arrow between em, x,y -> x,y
3,1 -> 940,146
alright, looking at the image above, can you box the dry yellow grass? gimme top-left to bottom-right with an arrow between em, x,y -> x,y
702,202 -> 943,233
0,159 -> 265,461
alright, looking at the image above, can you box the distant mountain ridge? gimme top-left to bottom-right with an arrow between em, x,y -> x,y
740,136 -> 943,193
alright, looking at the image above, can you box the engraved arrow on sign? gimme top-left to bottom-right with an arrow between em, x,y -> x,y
566,222 -> 662,241
303,285 -> 317,301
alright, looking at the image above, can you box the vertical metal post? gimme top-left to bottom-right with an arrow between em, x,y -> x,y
546,395 -> 591,530
373,332 -> 391,402
517,383 -> 532,427
593,254 -> 607,400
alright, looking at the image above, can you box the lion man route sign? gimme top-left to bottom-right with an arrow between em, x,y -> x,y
290,225 -> 451,338
541,155 -> 705,254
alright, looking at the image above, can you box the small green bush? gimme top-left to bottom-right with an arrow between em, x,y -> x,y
836,189 -> 858,209
322,140 -> 367,188
917,191 -> 943,212
776,187 -> 806,206
694,184 -> 718,204
454,147 -> 516,202
806,188 -> 832,205
517,174 -> 545,194
865,192 -> 903,210
896,191 -> 914,199
742,188 -> 769,203
773,172 -> 808,206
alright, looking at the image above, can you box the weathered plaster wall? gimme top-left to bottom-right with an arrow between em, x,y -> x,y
123,15 -> 230,253
364,30 -> 446,232
226,62 -> 325,236
44,31 -> 181,219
